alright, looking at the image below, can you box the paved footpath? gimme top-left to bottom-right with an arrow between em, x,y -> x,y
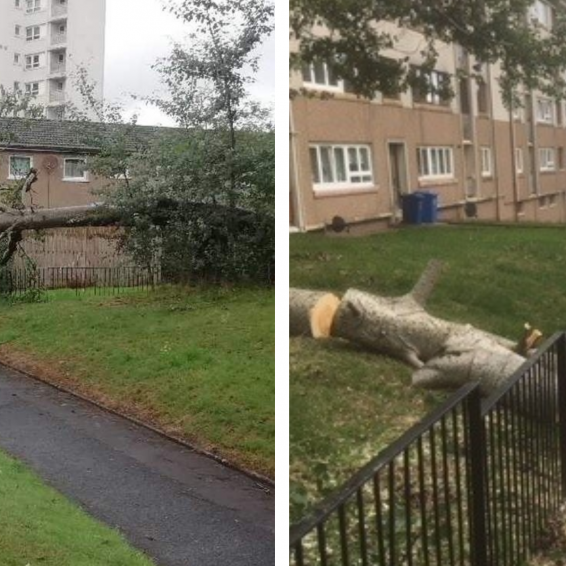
0,365 -> 274,566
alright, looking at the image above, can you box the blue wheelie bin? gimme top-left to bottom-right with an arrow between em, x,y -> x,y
416,191 -> 439,224
401,193 -> 425,224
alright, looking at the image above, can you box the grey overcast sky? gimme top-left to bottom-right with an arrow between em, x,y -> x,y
104,0 -> 275,126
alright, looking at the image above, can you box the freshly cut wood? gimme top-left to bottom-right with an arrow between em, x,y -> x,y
289,288 -> 340,338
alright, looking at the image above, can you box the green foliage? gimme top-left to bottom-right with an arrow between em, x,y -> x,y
290,0 -> 566,106
69,0 -> 274,284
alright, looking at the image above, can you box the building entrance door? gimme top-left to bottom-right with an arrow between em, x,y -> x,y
388,142 -> 409,211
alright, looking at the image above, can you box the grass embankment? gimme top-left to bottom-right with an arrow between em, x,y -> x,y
290,224 -> 566,521
0,449 -> 154,566
0,286 -> 274,477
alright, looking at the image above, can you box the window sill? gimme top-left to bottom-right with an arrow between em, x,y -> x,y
63,178 -> 89,183
418,177 -> 458,187
314,185 -> 378,198
413,103 -> 452,113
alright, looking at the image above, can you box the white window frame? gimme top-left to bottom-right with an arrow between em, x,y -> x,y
8,155 -> 32,180
26,25 -> 41,41
302,61 -> 343,92
539,147 -> 556,172
26,0 -> 41,13
414,69 -> 451,106
63,157 -> 89,182
309,143 -> 374,191
515,148 -> 524,174
25,53 -> 41,70
25,81 -> 40,95
480,147 -> 493,177
417,146 -> 455,179
536,98 -> 554,124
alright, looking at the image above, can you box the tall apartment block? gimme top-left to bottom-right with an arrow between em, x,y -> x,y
0,0 -> 106,119
290,1 -> 566,231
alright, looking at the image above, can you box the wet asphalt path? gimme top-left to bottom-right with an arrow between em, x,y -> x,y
0,365 -> 274,566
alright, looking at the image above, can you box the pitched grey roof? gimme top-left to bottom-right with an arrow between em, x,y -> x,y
0,117 -> 181,153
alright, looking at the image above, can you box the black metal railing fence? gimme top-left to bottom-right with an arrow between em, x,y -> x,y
290,332 -> 566,566
0,266 -> 161,296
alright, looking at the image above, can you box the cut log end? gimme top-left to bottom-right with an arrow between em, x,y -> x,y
290,288 -> 340,338
310,293 -> 341,338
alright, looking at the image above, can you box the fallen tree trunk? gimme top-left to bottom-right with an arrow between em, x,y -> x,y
0,204 -> 120,232
331,287 -> 524,395
290,260 -> 532,396
289,288 -> 340,338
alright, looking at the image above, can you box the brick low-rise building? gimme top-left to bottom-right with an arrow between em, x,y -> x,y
290,8 -> 566,232
0,117 -> 171,209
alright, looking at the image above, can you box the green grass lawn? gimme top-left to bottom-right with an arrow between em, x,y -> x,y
0,285 -> 274,476
0,449 -> 154,566
290,224 -> 566,521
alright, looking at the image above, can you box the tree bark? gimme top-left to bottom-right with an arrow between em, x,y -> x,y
331,288 -> 524,396
0,205 -> 120,232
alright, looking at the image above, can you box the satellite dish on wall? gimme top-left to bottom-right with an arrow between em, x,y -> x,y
42,155 -> 59,173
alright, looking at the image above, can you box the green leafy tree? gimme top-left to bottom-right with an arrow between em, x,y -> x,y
290,0 -> 566,106
66,0 -> 275,284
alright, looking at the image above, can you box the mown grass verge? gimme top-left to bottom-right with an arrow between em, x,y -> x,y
0,449 -> 154,566
290,224 -> 566,521
0,285 -> 274,477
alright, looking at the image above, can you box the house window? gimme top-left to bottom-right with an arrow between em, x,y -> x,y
477,81 -> 489,114
25,54 -> 41,69
14,25 -> 21,36
13,53 -> 20,65
26,26 -> 41,41
549,194 -> 557,207
559,147 -> 565,170
63,158 -> 88,181
15,0 -> 21,7
9,156 -> 32,179
539,148 -> 556,171
536,98 -> 554,124
530,0 -> 554,27
309,144 -> 373,189
13,82 -> 20,92
26,0 -> 41,13
25,82 -> 40,95
515,148 -> 524,174
301,60 -> 342,91
480,147 -> 493,177
417,146 -> 454,179
413,69 -> 451,106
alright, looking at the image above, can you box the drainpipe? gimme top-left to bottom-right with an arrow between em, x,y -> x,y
509,103 -> 520,222
487,64 -> 502,222
289,103 -> 306,231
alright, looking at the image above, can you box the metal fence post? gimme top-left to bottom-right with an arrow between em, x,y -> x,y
556,333 -> 566,498
467,386 -> 489,566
